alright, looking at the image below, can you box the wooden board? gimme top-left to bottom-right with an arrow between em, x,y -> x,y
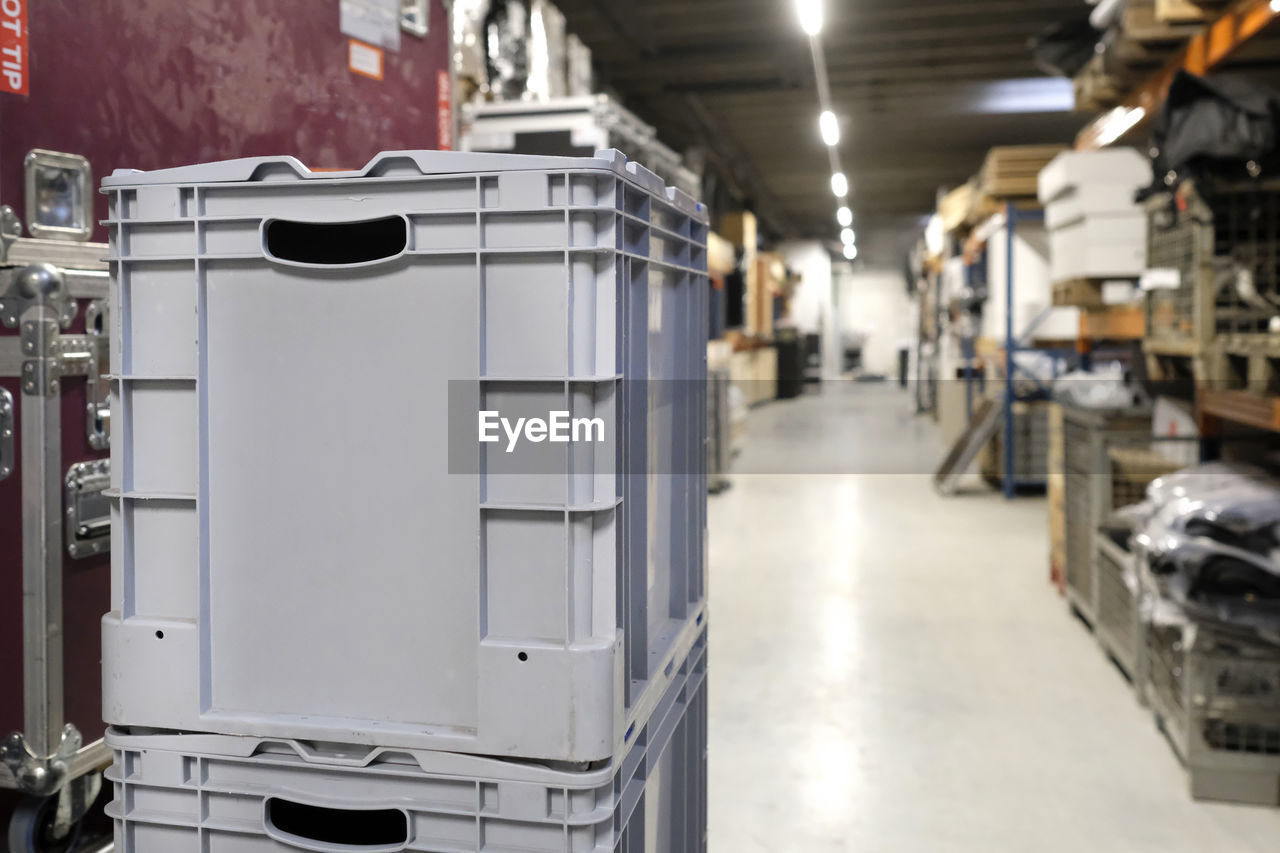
1081,305 -> 1145,342
938,180 -> 976,234
1048,403 -> 1066,581
1155,0 -> 1226,23
979,145 -> 1067,199
1198,386 -> 1280,432
1053,278 -> 1108,310
718,210 -> 756,249
1074,55 -> 1131,112
1109,446 -> 1185,482
1124,0 -> 1207,43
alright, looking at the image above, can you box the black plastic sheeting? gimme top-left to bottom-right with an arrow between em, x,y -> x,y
1140,71 -> 1280,196
1029,15 -> 1098,79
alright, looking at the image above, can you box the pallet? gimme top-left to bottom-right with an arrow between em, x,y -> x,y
1144,339 -> 1213,383
1154,0 -> 1226,23
1074,55 -> 1131,112
1124,0 -> 1207,42
1210,336 -> 1280,395
979,145 -> 1067,199
1052,277 -> 1141,311
938,181 -> 976,234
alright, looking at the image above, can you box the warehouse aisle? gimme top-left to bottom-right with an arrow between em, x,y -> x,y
707,383 -> 1280,853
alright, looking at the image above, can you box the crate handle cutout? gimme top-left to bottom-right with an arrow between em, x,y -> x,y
263,215 -> 408,267
264,798 -> 410,852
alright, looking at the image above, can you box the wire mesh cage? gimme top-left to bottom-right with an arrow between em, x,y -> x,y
1061,407 -> 1155,620
1145,180 -> 1280,351
1145,620 -> 1280,803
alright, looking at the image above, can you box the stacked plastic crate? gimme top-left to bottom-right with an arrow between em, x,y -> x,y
100,149 -> 709,851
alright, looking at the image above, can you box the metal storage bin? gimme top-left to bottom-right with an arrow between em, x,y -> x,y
1061,407 -> 1148,622
1145,179 -> 1280,354
101,150 -> 709,763
1060,408 -> 1195,624
106,627 -> 708,853
1145,621 -> 1280,805
990,401 -> 1050,483
1095,535 -> 1143,684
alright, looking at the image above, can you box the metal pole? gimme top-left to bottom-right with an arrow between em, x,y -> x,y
1003,203 -> 1015,500
963,260 -> 974,427
20,303 -> 64,756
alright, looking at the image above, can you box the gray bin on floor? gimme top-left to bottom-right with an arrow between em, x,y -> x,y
1061,407 -> 1150,623
1145,620 -> 1280,805
105,628 -> 708,853
100,150 -> 709,762
1095,536 -> 1145,687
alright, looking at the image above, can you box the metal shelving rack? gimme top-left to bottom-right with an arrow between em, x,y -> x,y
1001,202 -> 1059,500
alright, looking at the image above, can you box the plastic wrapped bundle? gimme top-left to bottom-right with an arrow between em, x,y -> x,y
528,0 -> 567,101
484,0 -> 529,102
1128,463 -> 1280,639
452,0 -> 491,103
1051,361 -> 1141,410
567,33 -> 593,96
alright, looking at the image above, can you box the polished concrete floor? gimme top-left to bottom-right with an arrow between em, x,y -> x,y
707,383 -> 1280,852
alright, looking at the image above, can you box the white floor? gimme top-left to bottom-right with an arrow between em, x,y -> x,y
707,383 -> 1280,852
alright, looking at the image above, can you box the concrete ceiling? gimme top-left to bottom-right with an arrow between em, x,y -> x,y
553,0 -> 1093,265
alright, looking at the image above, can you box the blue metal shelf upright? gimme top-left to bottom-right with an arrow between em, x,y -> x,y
1002,201 -> 1056,500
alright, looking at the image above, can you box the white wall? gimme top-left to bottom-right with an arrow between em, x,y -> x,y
779,241 -> 841,379
836,268 -> 913,378
983,220 -> 1079,342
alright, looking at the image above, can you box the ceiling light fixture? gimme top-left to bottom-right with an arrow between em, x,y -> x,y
843,243 -> 857,260
796,0 -> 823,35
840,228 -> 855,245
819,110 -> 839,146
836,206 -> 852,227
830,172 -> 848,197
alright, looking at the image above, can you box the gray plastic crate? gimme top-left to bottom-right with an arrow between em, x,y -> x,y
105,628 -> 707,853
1146,620 -> 1280,805
100,149 -> 709,762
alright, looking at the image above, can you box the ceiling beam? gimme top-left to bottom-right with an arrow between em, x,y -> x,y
680,93 -> 796,237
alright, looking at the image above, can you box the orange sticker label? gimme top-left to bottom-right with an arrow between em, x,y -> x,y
0,0 -> 28,96
437,70 -> 453,150
348,39 -> 383,81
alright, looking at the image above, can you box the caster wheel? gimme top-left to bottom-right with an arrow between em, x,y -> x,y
7,794 -> 82,853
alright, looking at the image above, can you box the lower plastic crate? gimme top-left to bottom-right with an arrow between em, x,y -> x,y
1145,620 -> 1280,805
106,628 -> 707,853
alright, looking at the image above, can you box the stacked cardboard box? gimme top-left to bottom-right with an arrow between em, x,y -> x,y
1038,148 -> 1152,286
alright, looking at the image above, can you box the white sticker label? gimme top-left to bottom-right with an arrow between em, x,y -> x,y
340,0 -> 401,52
348,40 -> 384,80
1140,268 -> 1182,291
